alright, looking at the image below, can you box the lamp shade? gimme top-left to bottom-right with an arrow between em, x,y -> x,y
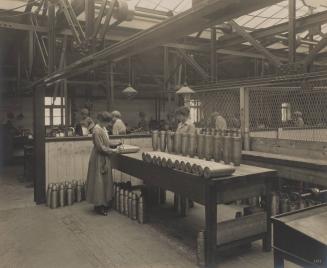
122,83 -> 138,99
176,83 -> 195,95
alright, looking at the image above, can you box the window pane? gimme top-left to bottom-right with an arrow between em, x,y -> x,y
53,117 -> 61,125
53,108 -> 62,117
45,108 -> 50,117
53,98 -> 62,106
45,97 -> 52,105
45,117 -> 50,126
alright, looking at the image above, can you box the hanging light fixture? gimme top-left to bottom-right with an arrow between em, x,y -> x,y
176,83 -> 195,95
176,57 -> 194,106
122,57 -> 138,99
122,83 -> 138,99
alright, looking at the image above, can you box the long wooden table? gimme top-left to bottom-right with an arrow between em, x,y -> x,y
113,152 -> 277,267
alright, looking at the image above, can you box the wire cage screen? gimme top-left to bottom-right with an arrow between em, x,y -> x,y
249,78 -> 327,142
193,88 -> 240,128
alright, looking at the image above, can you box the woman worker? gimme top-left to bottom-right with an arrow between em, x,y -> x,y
86,111 -> 121,216
77,108 -> 95,135
175,106 -> 196,135
174,106 -> 196,214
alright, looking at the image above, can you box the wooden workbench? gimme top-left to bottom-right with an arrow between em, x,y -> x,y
113,152 -> 277,267
272,204 -> 327,268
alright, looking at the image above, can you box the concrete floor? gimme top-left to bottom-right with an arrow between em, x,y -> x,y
0,165 -> 298,268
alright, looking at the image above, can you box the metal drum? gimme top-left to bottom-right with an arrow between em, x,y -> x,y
159,131 -> 167,152
280,197 -> 289,213
204,134 -> 214,161
128,192 -> 133,218
213,131 -> 222,162
232,129 -> 242,166
152,130 -> 159,151
67,183 -> 73,206
76,181 -> 82,202
50,184 -> 58,209
59,184 -> 65,207
197,134 -> 205,159
223,130 -> 232,164
174,132 -> 182,155
181,133 -> 189,156
131,192 -> 137,220
138,195 -> 145,224
124,190 -> 129,215
271,192 -> 280,216
188,134 -> 197,158
244,127 -> 250,151
119,189 -> 124,214
115,185 -> 120,211
47,183 -> 53,207
167,131 -> 174,153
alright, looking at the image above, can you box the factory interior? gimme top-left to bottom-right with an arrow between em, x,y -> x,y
0,0 -> 327,267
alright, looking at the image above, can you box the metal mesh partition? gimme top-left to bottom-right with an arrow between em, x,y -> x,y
193,88 -> 240,128
249,78 -> 327,142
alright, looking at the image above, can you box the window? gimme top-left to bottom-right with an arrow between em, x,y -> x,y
190,99 -> 201,123
281,102 -> 291,122
45,97 -> 65,126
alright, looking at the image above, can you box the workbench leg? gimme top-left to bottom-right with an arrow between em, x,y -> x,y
273,250 -> 284,268
204,184 -> 217,267
263,178 -> 272,252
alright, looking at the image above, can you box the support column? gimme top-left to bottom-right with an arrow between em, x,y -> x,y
240,87 -> 250,150
85,0 -> 95,48
28,30 -> 34,78
33,2 -> 55,204
288,0 -> 296,63
163,47 -> 170,110
110,63 -> 115,109
48,3 -> 56,73
210,27 -> 217,82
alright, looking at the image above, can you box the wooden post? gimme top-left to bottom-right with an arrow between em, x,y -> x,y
33,85 -> 46,204
240,87 -> 250,150
204,181 -> 217,267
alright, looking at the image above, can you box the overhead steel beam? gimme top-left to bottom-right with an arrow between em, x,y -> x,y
99,0 -> 118,43
288,0 -> 296,63
228,20 -> 282,67
38,0 -> 284,86
85,0 -> 95,40
175,48 -> 209,81
304,34 -> 327,67
216,10 -> 327,49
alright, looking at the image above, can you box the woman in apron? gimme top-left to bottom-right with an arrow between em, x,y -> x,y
86,111 -> 121,216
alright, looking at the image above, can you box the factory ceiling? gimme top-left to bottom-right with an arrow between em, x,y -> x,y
1,0 -> 327,92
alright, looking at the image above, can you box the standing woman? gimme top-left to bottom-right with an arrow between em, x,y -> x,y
86,111 -> 121,215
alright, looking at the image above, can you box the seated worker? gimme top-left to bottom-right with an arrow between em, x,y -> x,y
78,108 -> 95,135
211,111 -> 227,131
175,106 -> 196,135
111,110 -> 127,135
293,111 -> 305,127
